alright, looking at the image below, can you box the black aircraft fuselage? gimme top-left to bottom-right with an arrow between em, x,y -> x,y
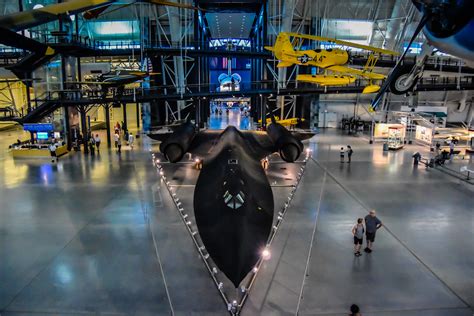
153,122 -> 305,287
193,126 -> 274,287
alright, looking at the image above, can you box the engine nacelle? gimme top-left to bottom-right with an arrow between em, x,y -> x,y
267,122 -> 303,163
159,122 -> 196,163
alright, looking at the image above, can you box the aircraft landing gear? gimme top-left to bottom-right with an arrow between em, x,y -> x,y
390,65 -> 420,95
389,41 -> 433,95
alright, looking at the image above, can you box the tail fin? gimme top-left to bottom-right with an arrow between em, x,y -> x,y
273,32 -> 295,59
266,33 -> 295,67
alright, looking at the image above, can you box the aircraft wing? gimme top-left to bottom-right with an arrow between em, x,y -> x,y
0,0 -> 111,32
285,32 -> 399,56
326,65 -> 386,80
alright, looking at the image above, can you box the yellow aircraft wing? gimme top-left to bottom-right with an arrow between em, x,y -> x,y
285,32 -> 399,56
326,65 -> 386,80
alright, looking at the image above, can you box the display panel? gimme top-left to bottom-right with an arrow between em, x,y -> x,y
37,132 -> 49,140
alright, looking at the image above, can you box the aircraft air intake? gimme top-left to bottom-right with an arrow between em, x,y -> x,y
266,122 -> 304,163
159,122 -> 196,163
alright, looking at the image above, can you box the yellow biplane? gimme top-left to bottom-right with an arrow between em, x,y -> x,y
265,32 -> 399,94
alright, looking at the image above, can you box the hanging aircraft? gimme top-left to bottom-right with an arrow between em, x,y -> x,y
265,32 -> 399,94
370,0 -> 474,111
0,0 -> 200,63
148,121 -> 311,287
71,69 -> 158,102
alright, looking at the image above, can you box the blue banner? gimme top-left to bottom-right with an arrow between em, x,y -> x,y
23,123 -> 54,132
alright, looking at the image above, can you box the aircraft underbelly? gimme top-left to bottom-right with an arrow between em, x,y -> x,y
193,142 -> 273,287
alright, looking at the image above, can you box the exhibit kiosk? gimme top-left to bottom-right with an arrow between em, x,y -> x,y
11,123 -> 68,158
373,123 -> 406,150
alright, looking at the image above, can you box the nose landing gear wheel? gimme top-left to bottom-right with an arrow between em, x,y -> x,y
389,65 -> 419,95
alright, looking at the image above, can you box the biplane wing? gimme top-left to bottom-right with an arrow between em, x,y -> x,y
284,32 -> 400,56
326,65 -> 386,80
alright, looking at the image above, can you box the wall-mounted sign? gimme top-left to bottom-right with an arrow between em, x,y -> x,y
23,123 -> 54,132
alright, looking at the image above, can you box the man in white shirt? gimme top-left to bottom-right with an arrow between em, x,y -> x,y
49,142 -> 58,162
94,134 -> 101,153
128,133 -> 135,149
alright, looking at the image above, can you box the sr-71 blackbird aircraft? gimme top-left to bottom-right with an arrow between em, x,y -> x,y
149,121 -> 309,287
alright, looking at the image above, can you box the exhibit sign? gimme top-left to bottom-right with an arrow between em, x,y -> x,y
23,123 -> 54,132
374,123 -> 406,139
415,125 -> 433,144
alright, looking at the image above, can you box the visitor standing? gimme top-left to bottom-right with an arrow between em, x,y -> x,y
347,145 -> 353,163
49,142 -> 58,163
94,134 -> 101,153
117,135 -> 122,153
351,218 -> 364,257
340,147 -> 345,163
114,132 -> 119,148
364,210 -> 383,253
128,133 -> 135,149
449,141 -> 455,162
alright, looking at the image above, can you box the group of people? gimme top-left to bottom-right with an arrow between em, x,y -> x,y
340,145 -> 354,163
87,134 -> 102,155
113,121 -> 135,154
351,210 -> 383,256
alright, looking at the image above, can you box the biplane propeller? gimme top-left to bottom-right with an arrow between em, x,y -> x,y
265,32 -> 399,94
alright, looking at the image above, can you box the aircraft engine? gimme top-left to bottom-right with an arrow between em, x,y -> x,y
159,122 -> 196,163
267,122 -> 304,163
413,0 -> 474,63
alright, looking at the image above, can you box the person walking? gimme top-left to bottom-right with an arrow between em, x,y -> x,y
114,132 -> 119,148
117,135 -> 122,153
340,147 -> 345,163
128,133 -> 135,149
89,136 -> 95,155
347,145 -> 353,163
352,218 -> 364,257
364,210 -> 383,253
94,134 -> 101,153
49,142 -> 58,163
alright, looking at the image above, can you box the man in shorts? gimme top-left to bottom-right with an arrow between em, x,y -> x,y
364,210 -> 383,253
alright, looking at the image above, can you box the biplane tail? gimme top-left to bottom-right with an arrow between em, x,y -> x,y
265,32 -> 296,67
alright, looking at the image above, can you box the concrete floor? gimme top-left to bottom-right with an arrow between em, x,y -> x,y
0,126 -> 472,315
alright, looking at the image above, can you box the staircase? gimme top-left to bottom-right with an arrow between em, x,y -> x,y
6,52 -> 57,81
20,100 -> 60,124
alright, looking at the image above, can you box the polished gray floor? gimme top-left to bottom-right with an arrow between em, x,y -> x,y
0,128 -> 472,315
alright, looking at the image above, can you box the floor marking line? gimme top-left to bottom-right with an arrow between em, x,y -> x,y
310,157 -> 470,309
295,171 -> 327,316
133,163 -> 175,315
149,218 -> 175,315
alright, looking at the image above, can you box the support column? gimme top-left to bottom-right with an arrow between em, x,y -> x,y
167,5 -> 186,120
80,108 -> 89,154
122,102 -> 128,133
105,105 -> 111,147
136,102 -> 140,129
64,105 -> 71,150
